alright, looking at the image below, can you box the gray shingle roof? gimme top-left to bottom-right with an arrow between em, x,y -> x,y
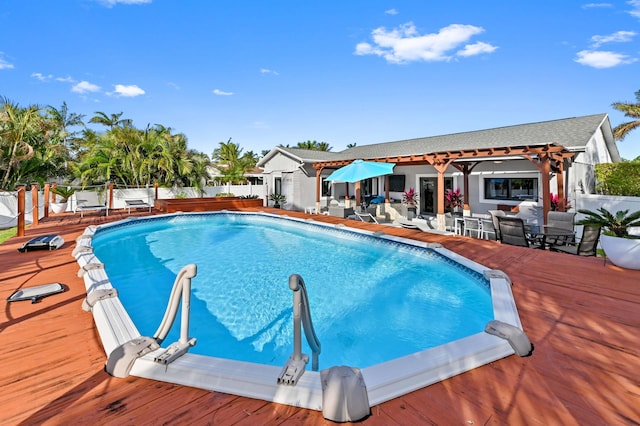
261,114 -> 611,165
336,113 -> 608,160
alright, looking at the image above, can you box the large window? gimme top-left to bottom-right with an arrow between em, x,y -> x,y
484,178 -> 538,201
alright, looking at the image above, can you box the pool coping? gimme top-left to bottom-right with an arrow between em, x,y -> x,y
74,211 -> 521,411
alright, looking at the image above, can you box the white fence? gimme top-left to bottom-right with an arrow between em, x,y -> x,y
0,184 -> 267,230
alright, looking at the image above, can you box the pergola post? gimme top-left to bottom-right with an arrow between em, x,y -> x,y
315,168 -> 323,212
16,184 -> 26,237
31,183 -> 39,226
43,183 -> 50,218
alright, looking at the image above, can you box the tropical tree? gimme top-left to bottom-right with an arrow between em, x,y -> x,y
295,140 -> 333,151
612,89 -> 640,142
0,98 -> 44,188
212,139 -> 257,184
89,111 -> 133,129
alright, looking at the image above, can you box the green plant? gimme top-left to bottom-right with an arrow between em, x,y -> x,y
577,207 -> 640,238
215,192 -> 235,197
51,186 -> 76,202
239,194 -> 259,199
269,192 -> 286,206
174,191 -> 188,199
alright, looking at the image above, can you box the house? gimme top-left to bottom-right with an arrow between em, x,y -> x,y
258,114 -> 620,229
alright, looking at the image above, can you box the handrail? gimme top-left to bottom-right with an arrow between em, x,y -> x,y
104,263 -> 198,377
152,264 -> 198,364
277,274 -> 322,385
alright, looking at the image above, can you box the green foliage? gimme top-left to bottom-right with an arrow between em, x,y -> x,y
269,192 -> 286,206
212,139 -> 258,184
595,162 -> 640,196
611,89 -> 640,141
239,194 -> 259,199
50,186 -> 76,202
0,227 -> 17,245
577,207 -> 640,238
214,192 -> 234,197
295,140 -> 333,151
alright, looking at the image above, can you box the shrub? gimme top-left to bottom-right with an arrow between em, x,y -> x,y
595,162 -> 640,196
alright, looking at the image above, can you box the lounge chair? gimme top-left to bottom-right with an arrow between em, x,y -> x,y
497,216 -> 539,248
75,192 -> 108,218
550,225 -> 601,256
125,199 -> 153,213
354,211 -> 378,224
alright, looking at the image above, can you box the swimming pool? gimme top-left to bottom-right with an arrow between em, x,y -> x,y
74,211 -> 525,412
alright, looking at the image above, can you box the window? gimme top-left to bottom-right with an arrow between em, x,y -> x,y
484,178 -> 538,201
274,177 -> 282,195
321,179 -> 331,196
387,175 -> 405,192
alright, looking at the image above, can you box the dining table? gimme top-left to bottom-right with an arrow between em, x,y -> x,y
525,224 -> 575,249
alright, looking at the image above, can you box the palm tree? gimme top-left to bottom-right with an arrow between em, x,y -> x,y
0,98 -> 43,188
296,140 -> 332,151
89,111 -> 133,129
612,89 -> 640,142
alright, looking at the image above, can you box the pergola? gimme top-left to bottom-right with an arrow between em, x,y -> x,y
312,143 -> 575,229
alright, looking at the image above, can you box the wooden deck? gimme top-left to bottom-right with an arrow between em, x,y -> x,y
1,208 -> 639,425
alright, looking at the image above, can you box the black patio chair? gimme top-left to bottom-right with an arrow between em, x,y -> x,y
497,216 -> 539,248
550,225 -> 601,256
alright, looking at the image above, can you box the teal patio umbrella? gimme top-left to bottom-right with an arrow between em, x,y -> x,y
325,159 -> 395,183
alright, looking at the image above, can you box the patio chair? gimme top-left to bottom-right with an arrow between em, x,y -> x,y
488,210 -> 506,241
497,216 -> 538,248
125,199 -> 153,214
550,225 -> 601,256
546,211 -> 576,245
75,192 -> 108,218
354,211 -> 378,224
463,217 -> 482,238
481,218 -> 496,240
444,212 -> 455,232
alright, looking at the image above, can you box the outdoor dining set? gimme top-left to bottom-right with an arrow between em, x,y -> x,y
458,210 -> 601,256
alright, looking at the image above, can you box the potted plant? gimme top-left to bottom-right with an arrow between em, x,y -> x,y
269,192 -> 286,209
402,187 -> 418,219
445,188 -> 463,214
578,207 -> 640,269
50,186 -> 76,214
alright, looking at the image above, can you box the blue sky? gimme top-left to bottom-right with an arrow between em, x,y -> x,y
1,0 -> 640,160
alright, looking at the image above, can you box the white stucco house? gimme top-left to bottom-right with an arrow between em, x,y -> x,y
257,114 -> 620,227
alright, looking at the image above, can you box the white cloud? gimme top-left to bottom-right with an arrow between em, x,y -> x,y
457,41 -> 498,57
213,89 -> 233,96
385,9 -> 398,15
575,50 -> 637,68
31,72 -> 53,81
0,54 -> 14,70
590,30 -> 636,47
55,76 -> 76,83
112,84 -> 145,97
581,3 -> 613,8
260,68 -> 280,75
354,22 -> 496,63
96,0 -> 152,7
72,80 -> 101,93
628,0 -> 640,18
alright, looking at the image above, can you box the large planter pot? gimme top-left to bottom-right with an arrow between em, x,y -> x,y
50,202 -> 68,214
600,234 -> 640,270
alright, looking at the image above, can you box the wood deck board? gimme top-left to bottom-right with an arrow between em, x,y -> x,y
1,208 -> 639,425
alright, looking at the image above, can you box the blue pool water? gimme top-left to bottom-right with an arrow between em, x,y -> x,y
92,213 -> 493,369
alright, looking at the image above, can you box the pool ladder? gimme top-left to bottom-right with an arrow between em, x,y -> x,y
278,274 -> 322,385
105,264 -> 198,378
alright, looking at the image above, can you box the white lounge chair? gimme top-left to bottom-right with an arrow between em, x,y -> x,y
75,191 -> 108,218
125,199 -> 153,213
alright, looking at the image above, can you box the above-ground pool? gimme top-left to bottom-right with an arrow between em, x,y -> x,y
74,211 -> 525,412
